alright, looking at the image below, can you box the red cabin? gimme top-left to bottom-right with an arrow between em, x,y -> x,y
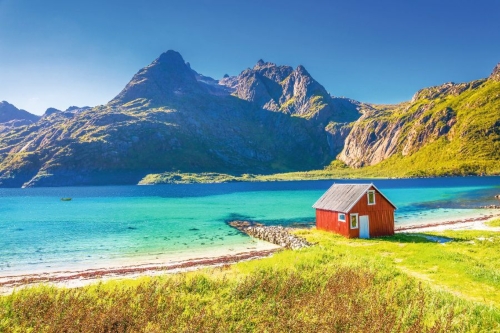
312,183 -> 396,238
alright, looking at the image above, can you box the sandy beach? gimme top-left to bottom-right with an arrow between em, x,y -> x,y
395,212 -> 500,233
0,243 -> 280,295
2,212 -> 499,295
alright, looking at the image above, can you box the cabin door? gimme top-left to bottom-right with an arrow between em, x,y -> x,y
359,216 -> 370,239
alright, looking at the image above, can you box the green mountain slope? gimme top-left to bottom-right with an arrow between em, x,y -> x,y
335,65 -> 500,177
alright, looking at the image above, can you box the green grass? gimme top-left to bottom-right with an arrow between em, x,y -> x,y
486,218 -> 500,227
138,172 -> 247,184
302,230 -> 500,306
2,229 -> 500,332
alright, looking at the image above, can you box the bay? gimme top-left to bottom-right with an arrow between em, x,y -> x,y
1,177 -> 499,276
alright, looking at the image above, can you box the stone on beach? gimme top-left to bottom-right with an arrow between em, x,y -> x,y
480,204 -> 500,209
228,220 -> 311,249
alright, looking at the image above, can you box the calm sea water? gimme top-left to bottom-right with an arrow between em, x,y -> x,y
1,177 -> 499,276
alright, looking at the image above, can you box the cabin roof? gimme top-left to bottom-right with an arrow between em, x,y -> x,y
312,183 -> 397,213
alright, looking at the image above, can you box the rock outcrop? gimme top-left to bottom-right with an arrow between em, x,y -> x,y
489,63 -> 500,81
480,205 -> 500,209
229,221 -> 311,249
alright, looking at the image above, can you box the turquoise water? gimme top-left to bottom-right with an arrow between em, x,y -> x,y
1,177 -> 499,276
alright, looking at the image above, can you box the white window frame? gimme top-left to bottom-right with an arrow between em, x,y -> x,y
338,213 -> 346,222
350,213 -> 359,229
367,190 -> 376,205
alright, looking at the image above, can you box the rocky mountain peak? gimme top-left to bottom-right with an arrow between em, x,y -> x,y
109,50 -> 205,106
218,57 -> 359,122
253,60 -> 279,70
66,106 -> 91,113
295,65 -> 310,76
489,63 -> 500,81
255,63 -> 293,83
254,59 -> 266,68
0,101 -> 40,123
156,50 -> 186,66
44,107 -> 61,116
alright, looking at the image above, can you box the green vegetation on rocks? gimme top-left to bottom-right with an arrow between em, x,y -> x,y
338,77 -> 500,177
139,172 -> 255,185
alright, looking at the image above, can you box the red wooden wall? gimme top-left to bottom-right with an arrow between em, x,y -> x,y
315,209 -> 350,237
315,186 -> 395,238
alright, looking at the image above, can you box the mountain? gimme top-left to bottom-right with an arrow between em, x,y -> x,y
337,62 -> 500,176
0,101 -> 39,123
43,107 -> 62,116
220,60 -> 360,123
0,51 -> 361,187
0,52 -> 497,187
217,59 -> 362,157
0,101 -> 40,134
109,50 -> 209,106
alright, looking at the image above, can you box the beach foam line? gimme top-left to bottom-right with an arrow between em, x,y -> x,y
0,248 -> 280,294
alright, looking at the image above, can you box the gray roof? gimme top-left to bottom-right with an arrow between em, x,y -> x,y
312,183 -> 396,212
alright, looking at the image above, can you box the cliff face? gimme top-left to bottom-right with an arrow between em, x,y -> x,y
339,66 -> 500,171
338,110 -> 402,167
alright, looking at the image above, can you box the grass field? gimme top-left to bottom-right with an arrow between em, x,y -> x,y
1,229 -> 500,332
486,218 -> 500,227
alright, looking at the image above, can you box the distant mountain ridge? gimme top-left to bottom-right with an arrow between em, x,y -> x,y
0,51 -> 361,187
0,101 -> 40,135
0,51 -> 498,187
0,101 -> 39,123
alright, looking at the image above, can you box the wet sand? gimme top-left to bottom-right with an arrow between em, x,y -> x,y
0,247 -> 280,295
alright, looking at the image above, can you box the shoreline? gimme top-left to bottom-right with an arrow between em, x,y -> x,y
2,213 -> 499,295
395,212 -> 500,232
138,172 -> 500,185
0,248 -> 280,295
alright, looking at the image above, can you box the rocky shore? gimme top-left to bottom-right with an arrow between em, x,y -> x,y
480,205 -> 500,209
228,220 -> 312,249
482,194 -> 500,208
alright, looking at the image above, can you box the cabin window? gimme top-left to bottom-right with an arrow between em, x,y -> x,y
338,213 -> 346,222
350,213 -> 359,229
367,190 -> 376,205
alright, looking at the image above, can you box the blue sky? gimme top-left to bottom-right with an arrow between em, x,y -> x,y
1,0 -> 499,115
